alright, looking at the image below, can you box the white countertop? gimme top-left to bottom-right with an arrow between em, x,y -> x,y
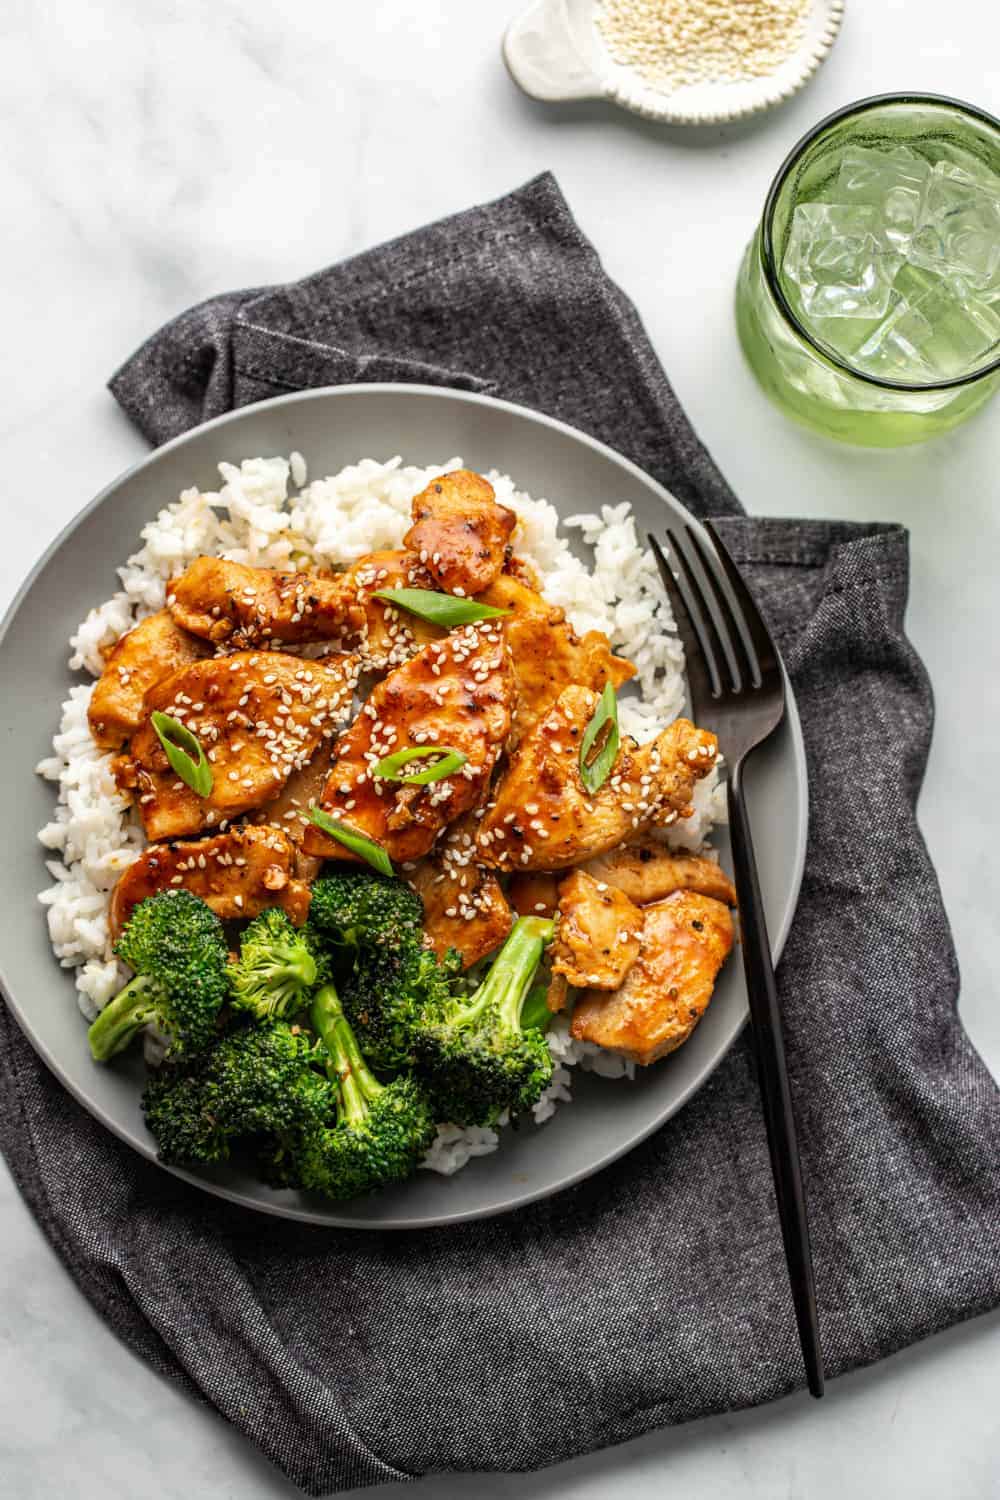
2,2 -> 998,1496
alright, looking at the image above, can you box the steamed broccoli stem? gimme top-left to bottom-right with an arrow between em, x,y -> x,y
521,982 -> 553,1035
461,917 -> 554,1032
414,916 -> 556,1126
301,983 -> 435,1199
312,983 -> 380,1116
88,974 -> 161,1062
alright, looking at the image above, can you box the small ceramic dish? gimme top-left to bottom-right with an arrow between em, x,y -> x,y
503,0 -> 845,127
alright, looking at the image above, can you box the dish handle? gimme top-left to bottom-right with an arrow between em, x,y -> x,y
502,0 -> 604,103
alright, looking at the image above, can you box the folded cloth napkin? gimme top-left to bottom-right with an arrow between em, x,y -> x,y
2,173 -> 999,1496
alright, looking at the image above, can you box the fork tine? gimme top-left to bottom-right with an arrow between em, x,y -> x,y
703,522 -> 779,680
648,533 -> 719,716
684,525 -> 759,691
665,526 -> 743,705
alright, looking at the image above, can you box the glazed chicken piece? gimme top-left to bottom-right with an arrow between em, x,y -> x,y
249,741 -> 335,882
570,891 -> 734,1064
551,870 -> 644,990
479,575 -> 635,746
115,651 -> 358,842
583,842 -> 736,908
503,554 -> 541,589
302,621 -> 515,865
88,610 -> 209,751
403,469 -> 516,597
508,871 -> 560,919
406,817 -> 513,970
545,974 -> 570,1014
477,687 -> 718,872
340,549 -> 445,670
167,556 -> 366,648
109,825 -> 310,939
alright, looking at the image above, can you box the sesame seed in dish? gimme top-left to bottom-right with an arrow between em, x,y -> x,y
595,0 -> 811,94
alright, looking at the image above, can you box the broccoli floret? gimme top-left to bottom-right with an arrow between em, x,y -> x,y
308,870 -> 423,948
229,908 -> 327,1022
294,983 -> 435,1199
413,916 -> 555,1126
307,869 -> 457,1073
88,891 -> 228,1063
142,1021 -> 332,1167
341,939 -> 459,1075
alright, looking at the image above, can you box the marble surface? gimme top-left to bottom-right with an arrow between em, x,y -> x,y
2,1 -> 999,1495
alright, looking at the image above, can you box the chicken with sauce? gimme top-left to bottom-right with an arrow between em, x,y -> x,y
247,741 -> 335,883
404,469 -> 516,597
87,463 -> 738,1088
406,816 -> 513,970
477,686 -> 719,872
583,842 -> 737,908
550,870 -> 644,991
167,473 -> 513,659
507,870 -> 560,920
341,549 -> 444,669
109,825 -> 310,937
114,650 -> 358,841
167,555 -> 365,649
88,610 -> 209,751
479,574 -> 635,746
570,891 -> 735,1064
302,620 -> 514,865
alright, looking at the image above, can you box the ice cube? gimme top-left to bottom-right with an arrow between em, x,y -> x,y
854,263 -> 1000,381
931,140 -> 1000,191
909,162 -> 1000,292
853,301 -> 938,382
836,145 -> 930,249
782,203 -> 901,320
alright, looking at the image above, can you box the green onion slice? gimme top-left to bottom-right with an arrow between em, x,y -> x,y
307,806 -> 393,876
150,711 -> 213,798
372,744 -> 468,786
578,683 -> 620,795
372,587 -> 509,627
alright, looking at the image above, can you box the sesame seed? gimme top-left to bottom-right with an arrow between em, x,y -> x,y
595,0 -> 810,92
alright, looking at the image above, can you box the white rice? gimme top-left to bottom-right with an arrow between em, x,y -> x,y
36,454 -> 724,1173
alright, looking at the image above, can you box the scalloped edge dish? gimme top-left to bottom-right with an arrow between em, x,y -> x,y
503,0 -> 844,126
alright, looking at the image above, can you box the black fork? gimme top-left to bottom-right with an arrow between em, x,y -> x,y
649,522 -> 824,1400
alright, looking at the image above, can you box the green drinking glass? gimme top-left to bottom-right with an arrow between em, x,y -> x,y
736,93 -> 1000,446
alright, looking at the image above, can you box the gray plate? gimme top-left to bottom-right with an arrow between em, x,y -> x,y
0,385 -> 808,1229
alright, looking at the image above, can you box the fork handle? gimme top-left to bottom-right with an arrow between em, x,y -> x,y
728,761 -> 825,1399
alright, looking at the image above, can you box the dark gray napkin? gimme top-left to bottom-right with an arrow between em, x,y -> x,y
2,174 -> 999,1496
